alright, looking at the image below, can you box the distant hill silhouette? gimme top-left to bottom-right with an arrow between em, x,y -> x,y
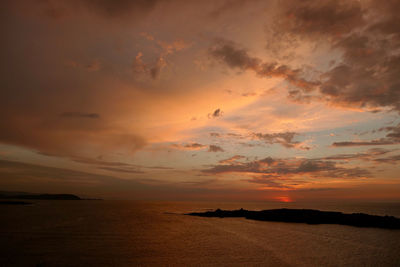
187,208 -> 400,229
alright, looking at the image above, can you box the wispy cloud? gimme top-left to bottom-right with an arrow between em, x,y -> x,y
203,156 -> 370,179
171,143 -> 207,151
60,112 -> 100,119
332,124 -> 400,147
208,145 -> 224,152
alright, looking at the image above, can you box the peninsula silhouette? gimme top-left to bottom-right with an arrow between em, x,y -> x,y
187,208 -> 400,229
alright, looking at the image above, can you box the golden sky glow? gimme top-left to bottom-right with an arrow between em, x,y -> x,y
1,0 -> 400,200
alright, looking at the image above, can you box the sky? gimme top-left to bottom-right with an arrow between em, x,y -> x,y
1,0 -> 400,201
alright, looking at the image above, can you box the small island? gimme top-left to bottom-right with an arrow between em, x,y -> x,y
187,208 -> 400,229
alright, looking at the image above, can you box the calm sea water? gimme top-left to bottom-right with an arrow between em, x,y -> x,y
1,200 -> 400,266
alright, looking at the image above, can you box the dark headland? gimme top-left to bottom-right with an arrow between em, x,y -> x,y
187,208 -> 400,229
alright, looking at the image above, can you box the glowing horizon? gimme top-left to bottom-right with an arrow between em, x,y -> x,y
1,0 -> 400,200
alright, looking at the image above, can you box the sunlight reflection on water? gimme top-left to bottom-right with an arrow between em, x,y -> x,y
1,200 -> 400,266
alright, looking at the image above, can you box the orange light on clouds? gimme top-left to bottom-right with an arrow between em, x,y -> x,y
274,196 -> 293,203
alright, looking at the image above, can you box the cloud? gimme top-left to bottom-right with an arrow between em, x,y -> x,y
72,157 -> 137,167
208,108 -> 223,118
0,7 -> 152,157
208,145 -> 224,152
171,142 -> 207,151
65,59 -> 102,72
133,52 -> 167,80
252,132 -> 310,149
146,166 -> 174,170
208,0 -> 247,19
72,156 -> 173,172
372,155 -> 400,164
133,38 -> 190,79
98,166 -> 145,174
277,0 -> 364,38
29,0 -> 160,20
332,124 -> 400,147
210,132 -> 221,137
210,41 -> 260,70
246,176 -> 293,189
323,148 -> 393,161
208,1 -> 400,113
218,155 -> 245,164
0,159 -> 179,199
172,143 -> 224,152
269,0 -> 400,112
332,140 -> 397,147
0,158 -> 140,193
0,109 -> 147,156
82,0 -> 159,18
60,112 -> 100,119
209,40 -> 320,92
203,156 -> 371,180
208,131 -> 309,149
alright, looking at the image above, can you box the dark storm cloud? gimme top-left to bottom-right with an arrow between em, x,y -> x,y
203,156 -> 370,179
60,112 -> 100,119
208,145 -> 224,152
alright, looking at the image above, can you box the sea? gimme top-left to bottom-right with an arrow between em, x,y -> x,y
1,200 -> 400,266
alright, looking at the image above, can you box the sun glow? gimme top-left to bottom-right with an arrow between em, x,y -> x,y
275,196 -> 293,203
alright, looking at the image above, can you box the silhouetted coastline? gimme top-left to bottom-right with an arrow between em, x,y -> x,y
187,208 -> 400,229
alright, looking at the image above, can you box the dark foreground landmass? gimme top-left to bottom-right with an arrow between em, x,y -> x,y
187,208 -> 400,229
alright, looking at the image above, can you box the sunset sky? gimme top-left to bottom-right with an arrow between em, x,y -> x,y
1,0 -> 400,201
